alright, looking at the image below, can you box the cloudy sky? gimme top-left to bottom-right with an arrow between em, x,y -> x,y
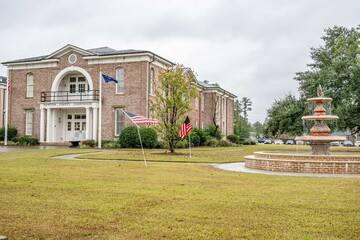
0,0 -> 359,123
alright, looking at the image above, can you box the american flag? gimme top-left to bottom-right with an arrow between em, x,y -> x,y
7,78 -> 11,93
178,116 -> 192,140
124,111 -> 159,125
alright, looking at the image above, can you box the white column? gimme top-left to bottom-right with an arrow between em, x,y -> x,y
92,107 -> 98,141
40,108 -> 45,143
46,108 -> 52,142
85,107 -> 90,140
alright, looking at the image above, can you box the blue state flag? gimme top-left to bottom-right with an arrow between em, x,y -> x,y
102,74 -> 118,84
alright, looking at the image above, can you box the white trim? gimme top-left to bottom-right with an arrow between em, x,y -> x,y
85,53 -> 172,68
45,44 -> 94,59
51,66 -> 94,92
5,60 -> 58,70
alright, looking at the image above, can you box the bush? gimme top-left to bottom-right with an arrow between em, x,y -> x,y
250,140 -> 257,145
227,134 -> 239,143
103,141 -> 120,148
218,139 -> 231,147
192,128 -> 209,146
0,126 -> 18,141
189,131 -> 201,147
205,125 -> 222,140
82,139 -> 96,147
155,140 -> 165,149
119,126 -> 158,149
205,138 -> 218,147
139,128 -> 158,149
242,140 -> 251,145
12,136 -> 39,145
176,140 -> 187,148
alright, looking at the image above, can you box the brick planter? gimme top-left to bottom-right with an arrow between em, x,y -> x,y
245,152 -> 360,174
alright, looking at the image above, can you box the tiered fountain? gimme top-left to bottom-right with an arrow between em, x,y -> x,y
294,86 -> 346,155
245,86 -> 360,174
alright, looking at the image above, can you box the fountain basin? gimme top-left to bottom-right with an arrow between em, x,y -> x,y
294,136 -> 347,142
245,151 -> 360,174
302,115 -> 339,121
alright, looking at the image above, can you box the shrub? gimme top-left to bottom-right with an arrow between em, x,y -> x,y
218,139 -> 231,147
119,126 -> 139,148
82,139 -> 96,147
139,128 -> 158,149
192,128 -> 209,146
103,141 -> 120,148
0,126 -> 18,141
189,131 -> 201,147
205,125 -> 222,140
119,126 -> 158,149
155,140 -> 165,149
250,140 -> 257,145
242,140 -> 251,145
176,139 -> 187,148
12,136 -> 39,145
227,134 -> 239,143
205,138 -> 218,147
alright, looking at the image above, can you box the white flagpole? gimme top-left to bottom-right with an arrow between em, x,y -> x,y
188,133 -> 191,158
122,109 -> 147,166
98,71 -> 102,149
4,69 -> 9,146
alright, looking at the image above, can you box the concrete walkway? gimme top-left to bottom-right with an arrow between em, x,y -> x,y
214,162 -> 360,178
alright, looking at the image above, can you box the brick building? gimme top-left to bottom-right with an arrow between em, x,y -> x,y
2,44 -> 235,144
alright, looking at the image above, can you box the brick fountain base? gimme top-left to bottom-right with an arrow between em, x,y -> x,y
245,151 -> 360,174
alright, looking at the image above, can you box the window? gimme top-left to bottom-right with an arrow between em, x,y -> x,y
115,108 -> 125,135
201,94 -> 204,112
116,68 -> 124,94
25,110 -> 33,135
150,68 -> 155,95
27,73 -> 34,97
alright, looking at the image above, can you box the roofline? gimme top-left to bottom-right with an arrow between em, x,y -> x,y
45,44 -> 95,59
83,51 -> 174,66
2,58 -> 59,66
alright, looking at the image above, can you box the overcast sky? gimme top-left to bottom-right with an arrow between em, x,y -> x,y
0,0 -> 359,123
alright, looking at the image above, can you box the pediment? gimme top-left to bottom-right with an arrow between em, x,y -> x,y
45,44 -> 95,59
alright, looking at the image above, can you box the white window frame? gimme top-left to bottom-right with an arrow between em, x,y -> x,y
115,108 -> 125,136
25,109 -> 33,135
195,97 -> 199,111
116,68 -> 124,94
27,73 -> 34,98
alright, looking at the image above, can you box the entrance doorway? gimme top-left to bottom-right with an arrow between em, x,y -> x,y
66,114 -> 86,141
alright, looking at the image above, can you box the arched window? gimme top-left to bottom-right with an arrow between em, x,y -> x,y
116,68 -> 124,94
27,73 -> 34,97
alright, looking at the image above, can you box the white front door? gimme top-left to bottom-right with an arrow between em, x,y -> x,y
66,114 -> 86,141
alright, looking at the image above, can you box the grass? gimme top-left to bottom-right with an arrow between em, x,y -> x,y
77,144 -> 360,163
0,146 -> 359,239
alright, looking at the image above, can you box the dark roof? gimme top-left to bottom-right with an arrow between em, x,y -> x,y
197,80 -> 236,98
87,47 -> 148,56
2,45 -> 173,65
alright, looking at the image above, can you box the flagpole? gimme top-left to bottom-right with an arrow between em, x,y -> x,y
188,133 -> 191,158
4,69 -> 9,146
122,109 -> 147,166
98,71 -> 102,149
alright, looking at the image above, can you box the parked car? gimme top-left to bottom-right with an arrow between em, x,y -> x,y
257,139 -> 265,144
296,140 -> 304,145
355,141 -> 360,147
330,141 -> 341,146
343,140 -> 354,147
264,139 -> 272,144
286,140 -> 295,145
274,140 -> 284,145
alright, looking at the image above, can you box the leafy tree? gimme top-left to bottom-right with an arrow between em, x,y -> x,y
151,64 -> 197,153
295,25 -> 360,134
263,94 -> 307,137
234,98 -> 252,138
252,121 -> 264,137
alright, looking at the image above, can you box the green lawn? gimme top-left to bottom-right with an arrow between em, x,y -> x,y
0,146 -> 359,239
